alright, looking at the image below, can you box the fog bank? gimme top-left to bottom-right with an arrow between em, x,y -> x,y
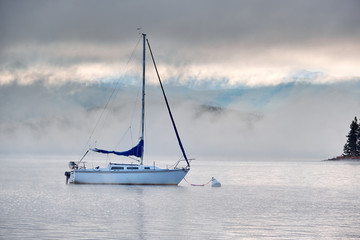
1,81 -> 359,161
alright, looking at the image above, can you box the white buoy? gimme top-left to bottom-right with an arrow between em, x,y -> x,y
211,177 -> 221,187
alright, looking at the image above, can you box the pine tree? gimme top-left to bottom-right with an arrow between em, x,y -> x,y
343,117 -> 359,156
357,119 -> 360,156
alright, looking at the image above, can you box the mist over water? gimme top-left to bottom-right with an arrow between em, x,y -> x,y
1,156 -> 359,239
1,80 -> 360,160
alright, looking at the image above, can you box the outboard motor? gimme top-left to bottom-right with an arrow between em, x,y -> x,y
68,161 -> 78,170
64,171 -> 70,184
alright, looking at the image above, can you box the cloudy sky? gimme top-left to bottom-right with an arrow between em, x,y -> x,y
1,0 -> 360,160
1,0 -> 360,86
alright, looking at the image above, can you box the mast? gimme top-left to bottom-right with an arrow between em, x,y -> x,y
140,33 -> 146,165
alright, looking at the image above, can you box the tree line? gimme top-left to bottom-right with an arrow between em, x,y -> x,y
343,116 -> 360,157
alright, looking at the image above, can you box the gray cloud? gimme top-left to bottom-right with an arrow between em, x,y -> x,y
1,0 -> 360,86
1,0 -> 359,46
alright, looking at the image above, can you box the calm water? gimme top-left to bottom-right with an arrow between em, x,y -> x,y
1,156 -> 360,239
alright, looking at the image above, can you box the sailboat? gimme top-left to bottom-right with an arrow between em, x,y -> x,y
65,34 -> 190,185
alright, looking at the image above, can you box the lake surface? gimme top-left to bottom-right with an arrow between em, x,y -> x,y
1,156 -> 360,239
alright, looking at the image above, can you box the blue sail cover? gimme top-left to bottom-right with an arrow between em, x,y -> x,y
91,139 -> 144,158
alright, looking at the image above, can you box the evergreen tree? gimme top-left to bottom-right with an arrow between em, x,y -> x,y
357,118 -> 360,155
343,117 -> 359,156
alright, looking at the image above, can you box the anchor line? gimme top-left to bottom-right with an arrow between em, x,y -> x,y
183,178 -> 212,186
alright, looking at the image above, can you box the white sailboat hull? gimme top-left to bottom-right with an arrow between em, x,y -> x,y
69,168 -> 189,185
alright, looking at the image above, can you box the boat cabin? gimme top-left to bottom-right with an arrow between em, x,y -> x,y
108,163 -> 160,171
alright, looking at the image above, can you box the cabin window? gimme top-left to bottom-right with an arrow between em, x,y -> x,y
144,167 -> 150,169
111,167 -> 124,170
127,167 -> 139,170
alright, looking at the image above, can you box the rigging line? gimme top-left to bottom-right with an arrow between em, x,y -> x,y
183,178 -> 212,186
146,38 -> 190,167
130,126 -> 134,147
113,126 -> 131,150
129,80 -> 142,142
78,150 -> 89,164
80,36 -> 142,157
99,36 -> 143,132
112,46 -> 143,150
112,79 -> 142,150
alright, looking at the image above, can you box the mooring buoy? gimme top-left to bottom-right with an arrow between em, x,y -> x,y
211,177 -> 221,187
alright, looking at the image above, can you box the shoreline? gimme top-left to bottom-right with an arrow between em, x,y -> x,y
324,156 -> 360,161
